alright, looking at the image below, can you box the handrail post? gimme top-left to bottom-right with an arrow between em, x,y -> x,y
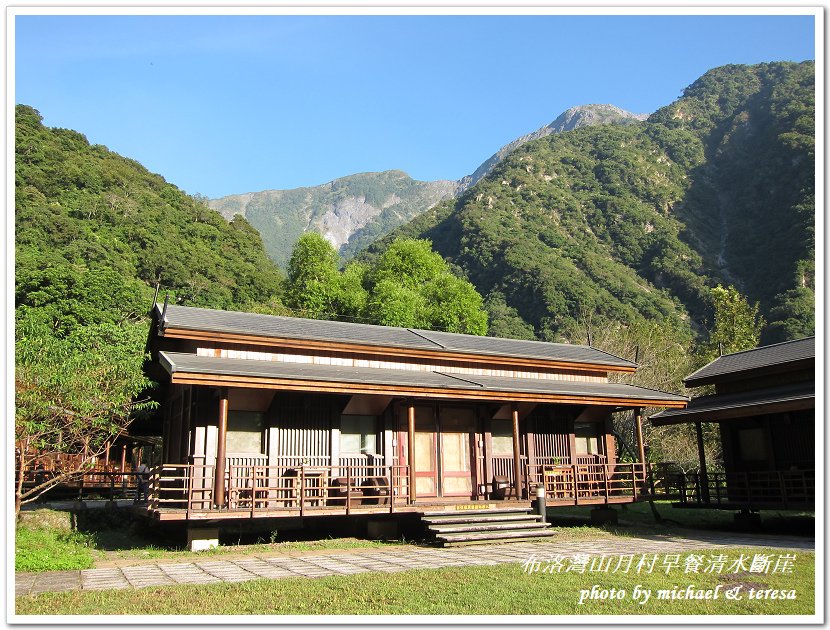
250,465 -> 257,518
300,466 -> 305,517
186,465 -> 194,518
346,466 -> 351,516
388,464 -> 394,514
632,464 -> 638,501
779,471 -> 788,509
572,464 -> 578,505
648,463 -> 656,496
603,464 -> 609,503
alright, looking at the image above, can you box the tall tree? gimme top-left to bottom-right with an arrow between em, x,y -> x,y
704,284 -> 764,359
366,239 -> 488,334
285,232 -> 341,318
284,235 -> 488,334
15,313 -> 156,514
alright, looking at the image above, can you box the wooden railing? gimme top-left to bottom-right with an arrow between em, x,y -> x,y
525,462 -> 650,504
656,469 -> 815,510
151,463 -> 411,516
19,468 -> 145,500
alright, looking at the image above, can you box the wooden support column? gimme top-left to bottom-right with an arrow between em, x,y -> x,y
695,421 -> 710,504
407,402 -> 416,504
511,405 -> 522,500
120,445 -> 127,473
213,388 -> 229,508
634,408 -> 646,466
104,441 -> 110,467
633,407 -> 646,491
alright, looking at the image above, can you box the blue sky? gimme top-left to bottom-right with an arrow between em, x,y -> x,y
14,13 -> 816,198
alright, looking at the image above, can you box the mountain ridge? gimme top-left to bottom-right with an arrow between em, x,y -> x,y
456,104 -> 648,192
363,61 -> 815,345
208,104 -> 645,266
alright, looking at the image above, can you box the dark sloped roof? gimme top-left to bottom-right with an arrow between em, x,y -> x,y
684,337 -> 815,387
650,382 -> 814,425
154,304 -> 636,369
159,351 -> 686,406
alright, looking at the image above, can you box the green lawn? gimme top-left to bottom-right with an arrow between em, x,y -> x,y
15,523 -> 95,573
15,509 -> 409,571
15,548 -> 815,616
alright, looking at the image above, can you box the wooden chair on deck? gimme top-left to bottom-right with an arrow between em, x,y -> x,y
490,475 -> 518,500
543,466 -> 574,499
285,467 -> 329,507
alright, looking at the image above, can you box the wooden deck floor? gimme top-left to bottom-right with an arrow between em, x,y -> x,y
143,494 -> 647,521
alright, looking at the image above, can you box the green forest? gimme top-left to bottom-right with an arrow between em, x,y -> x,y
15,105 -> 282,507
365,61 -> 815,347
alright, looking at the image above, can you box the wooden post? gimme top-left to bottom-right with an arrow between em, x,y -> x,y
104,441 -> 110,467
694,421 -> 710,504
120,445 -> 127,475
603,464 -> 610,502
346,466 -> 351,516
633,408 -> 646,494
511,405 -> 522,500
572,463 -> 579,505
634,407 -> 646,465
631,464 -> 638,501
213,388 -> 229,508
407,403 -> 416,504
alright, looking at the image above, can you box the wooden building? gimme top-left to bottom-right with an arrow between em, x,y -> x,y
145,303 -> 687,545
650,337 -> 815,511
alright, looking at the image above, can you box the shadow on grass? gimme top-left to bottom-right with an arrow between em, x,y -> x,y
546,501 -> 815,538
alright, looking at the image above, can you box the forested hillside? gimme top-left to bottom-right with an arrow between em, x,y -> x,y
15,105 -> 286,470
365,61 -> 815,345
649,61 -> 815,342
16,105 -> 284,319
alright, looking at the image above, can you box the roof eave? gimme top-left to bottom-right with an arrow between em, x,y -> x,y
166,370 -> 689,408
684,357 -> 815,387
651,395 -> 814,425
159,325 -> 638,374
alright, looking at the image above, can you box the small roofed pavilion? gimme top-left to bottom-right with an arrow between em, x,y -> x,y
651,337 -> 815,511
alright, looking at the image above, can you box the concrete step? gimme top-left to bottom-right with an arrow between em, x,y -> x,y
422,513 -> 543,526
421,506 -> 534,517
436,527 -> 556,546
428,520 -> 549,534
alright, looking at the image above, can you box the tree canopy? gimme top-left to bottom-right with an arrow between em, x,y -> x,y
285,236 -> 488,334
701,285 -> 765,361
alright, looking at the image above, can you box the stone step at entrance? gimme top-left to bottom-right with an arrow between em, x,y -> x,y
421,507 -> 554,547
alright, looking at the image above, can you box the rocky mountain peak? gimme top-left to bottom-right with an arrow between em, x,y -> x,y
456,104 -> 648,193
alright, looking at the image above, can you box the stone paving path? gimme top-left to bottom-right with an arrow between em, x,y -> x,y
16,530 -> 814,597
